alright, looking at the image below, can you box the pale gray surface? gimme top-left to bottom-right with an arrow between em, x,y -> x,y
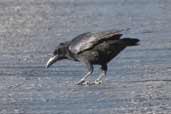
0,0 -> 171,114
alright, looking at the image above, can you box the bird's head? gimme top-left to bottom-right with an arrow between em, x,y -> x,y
46,42 -> 67,68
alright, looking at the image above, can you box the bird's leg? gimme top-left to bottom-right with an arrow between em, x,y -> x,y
94,64 -> 107,84
77,62 -> 93,85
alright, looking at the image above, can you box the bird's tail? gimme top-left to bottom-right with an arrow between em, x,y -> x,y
121,38 -> 140,46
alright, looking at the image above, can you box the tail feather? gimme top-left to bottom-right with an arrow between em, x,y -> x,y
121,38 -> 140,46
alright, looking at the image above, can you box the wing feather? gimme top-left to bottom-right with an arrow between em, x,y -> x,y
69,31 -> 122,54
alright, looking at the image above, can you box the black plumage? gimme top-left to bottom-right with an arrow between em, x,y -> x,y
46,31 -> 140,85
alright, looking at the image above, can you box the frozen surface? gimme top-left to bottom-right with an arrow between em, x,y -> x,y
0,0 -> 171,114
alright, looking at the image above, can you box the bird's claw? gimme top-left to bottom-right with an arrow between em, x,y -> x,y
76,80 -> 103,85
94,80 -> 102,85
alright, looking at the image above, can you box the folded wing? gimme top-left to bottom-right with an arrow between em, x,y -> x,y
69,31 -> 122,54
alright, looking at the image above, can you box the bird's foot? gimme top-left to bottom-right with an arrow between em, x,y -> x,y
76,80 -> 90,85
77,80 -> 103,85
94,80 -> 102,85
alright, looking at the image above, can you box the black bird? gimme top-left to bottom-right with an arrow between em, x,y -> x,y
46,31 -> 139,85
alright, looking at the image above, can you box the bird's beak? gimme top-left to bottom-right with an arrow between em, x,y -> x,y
46,55 -> 59,68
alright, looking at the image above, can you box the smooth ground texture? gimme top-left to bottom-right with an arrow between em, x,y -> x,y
0,0 -> 171,114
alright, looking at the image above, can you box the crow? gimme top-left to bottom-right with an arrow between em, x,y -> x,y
46,31 -> 139,85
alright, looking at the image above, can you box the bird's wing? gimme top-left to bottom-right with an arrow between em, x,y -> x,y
69,31 -> 122,54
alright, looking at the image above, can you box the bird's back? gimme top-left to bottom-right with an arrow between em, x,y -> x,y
69,31 -> 122,54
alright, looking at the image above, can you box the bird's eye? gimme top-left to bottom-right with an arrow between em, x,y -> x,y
53,49 -> 58,55
54,48 -> 63,55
